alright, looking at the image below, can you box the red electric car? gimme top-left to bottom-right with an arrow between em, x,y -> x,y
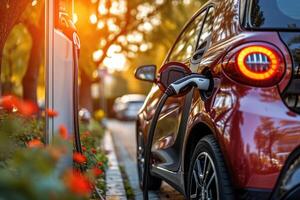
135,0 -> 300,199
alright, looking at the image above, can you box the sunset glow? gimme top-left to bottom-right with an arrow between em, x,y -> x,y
103,54 -> 127,73
89,14 -> 97,24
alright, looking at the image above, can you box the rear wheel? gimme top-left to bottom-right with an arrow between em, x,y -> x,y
187,135 -> 234,200
136,130 -> 162,190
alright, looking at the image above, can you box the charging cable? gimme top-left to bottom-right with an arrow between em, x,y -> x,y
143,73 -> 212,200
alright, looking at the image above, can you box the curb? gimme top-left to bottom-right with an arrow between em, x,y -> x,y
111,128 -> 160,200
104,131 -> 127,200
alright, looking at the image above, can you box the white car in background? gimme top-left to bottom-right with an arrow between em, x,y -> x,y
113,94 -> 146,121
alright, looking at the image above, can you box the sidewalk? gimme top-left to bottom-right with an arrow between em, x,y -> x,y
105,120 -> 184,200
104,131 -> 127,200
111,130 -> 160,200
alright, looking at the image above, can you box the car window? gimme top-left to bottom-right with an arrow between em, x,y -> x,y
168,10 -> 207,62
249,0 -> 300,30
197,7 -> 215,50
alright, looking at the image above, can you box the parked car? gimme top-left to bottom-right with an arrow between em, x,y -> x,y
135,0 -> 300,199
113,94 -> 146,120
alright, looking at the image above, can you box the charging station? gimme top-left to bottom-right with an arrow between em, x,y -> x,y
45,0 -> 81,150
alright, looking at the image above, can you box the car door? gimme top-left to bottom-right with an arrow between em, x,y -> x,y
151,7 -> 210,172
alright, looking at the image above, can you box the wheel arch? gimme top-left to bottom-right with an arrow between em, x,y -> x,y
183,121 -> 216,189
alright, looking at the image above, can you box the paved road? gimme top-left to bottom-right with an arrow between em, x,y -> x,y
106,119 -> 185,200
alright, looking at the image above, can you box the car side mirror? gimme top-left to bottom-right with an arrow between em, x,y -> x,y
157,62 -> 192,92
135,65 -> 157,83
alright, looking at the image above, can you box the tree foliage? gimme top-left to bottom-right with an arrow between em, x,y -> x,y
0,1 -> 44,104
76,0 -> 207,109
0,0 -> 29,65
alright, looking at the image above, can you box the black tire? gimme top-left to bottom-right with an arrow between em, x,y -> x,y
187,135 -> 234,200
136,130 -> 162,190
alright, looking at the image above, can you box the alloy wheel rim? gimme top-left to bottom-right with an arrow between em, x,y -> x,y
190,152 -> 219,200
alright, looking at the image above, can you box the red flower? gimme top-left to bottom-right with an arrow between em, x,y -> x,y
0,95 -> 38,116
82,146 -> 86,152
97,161 -> 103,167
27,139 -> 44,148
18,100 -> 38,116
91,148 -> 97,154
46,108 -> 58,117
0,95 -> 19,110
73,152 -> 86,164
59,124 -> 68,140
64,170 -> 93,195
81,131 -> 91,140
92,167 -> 103,177
83,131 -> 90,137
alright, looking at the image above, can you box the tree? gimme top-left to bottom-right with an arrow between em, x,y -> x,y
0,1 -> 44,104
21,2 -> 45,103
0,0 -> 30,76
75,0 -> 205,111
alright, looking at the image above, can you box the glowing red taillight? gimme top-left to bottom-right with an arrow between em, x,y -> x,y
222,43 -> 285,87
237,46 -> 280,80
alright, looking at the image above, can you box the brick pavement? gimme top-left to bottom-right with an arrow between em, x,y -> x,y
104,132 -> 127,200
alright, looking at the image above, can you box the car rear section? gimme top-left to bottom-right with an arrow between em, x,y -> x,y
244,0 -> 300,113
207,0 -> 300,198
247,0 -> 300,198
136,0 -> 300,198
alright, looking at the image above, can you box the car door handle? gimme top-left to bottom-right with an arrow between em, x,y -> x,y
191,37 -> 211,64
192,48 -> 206,61
191,48 -> 206,65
